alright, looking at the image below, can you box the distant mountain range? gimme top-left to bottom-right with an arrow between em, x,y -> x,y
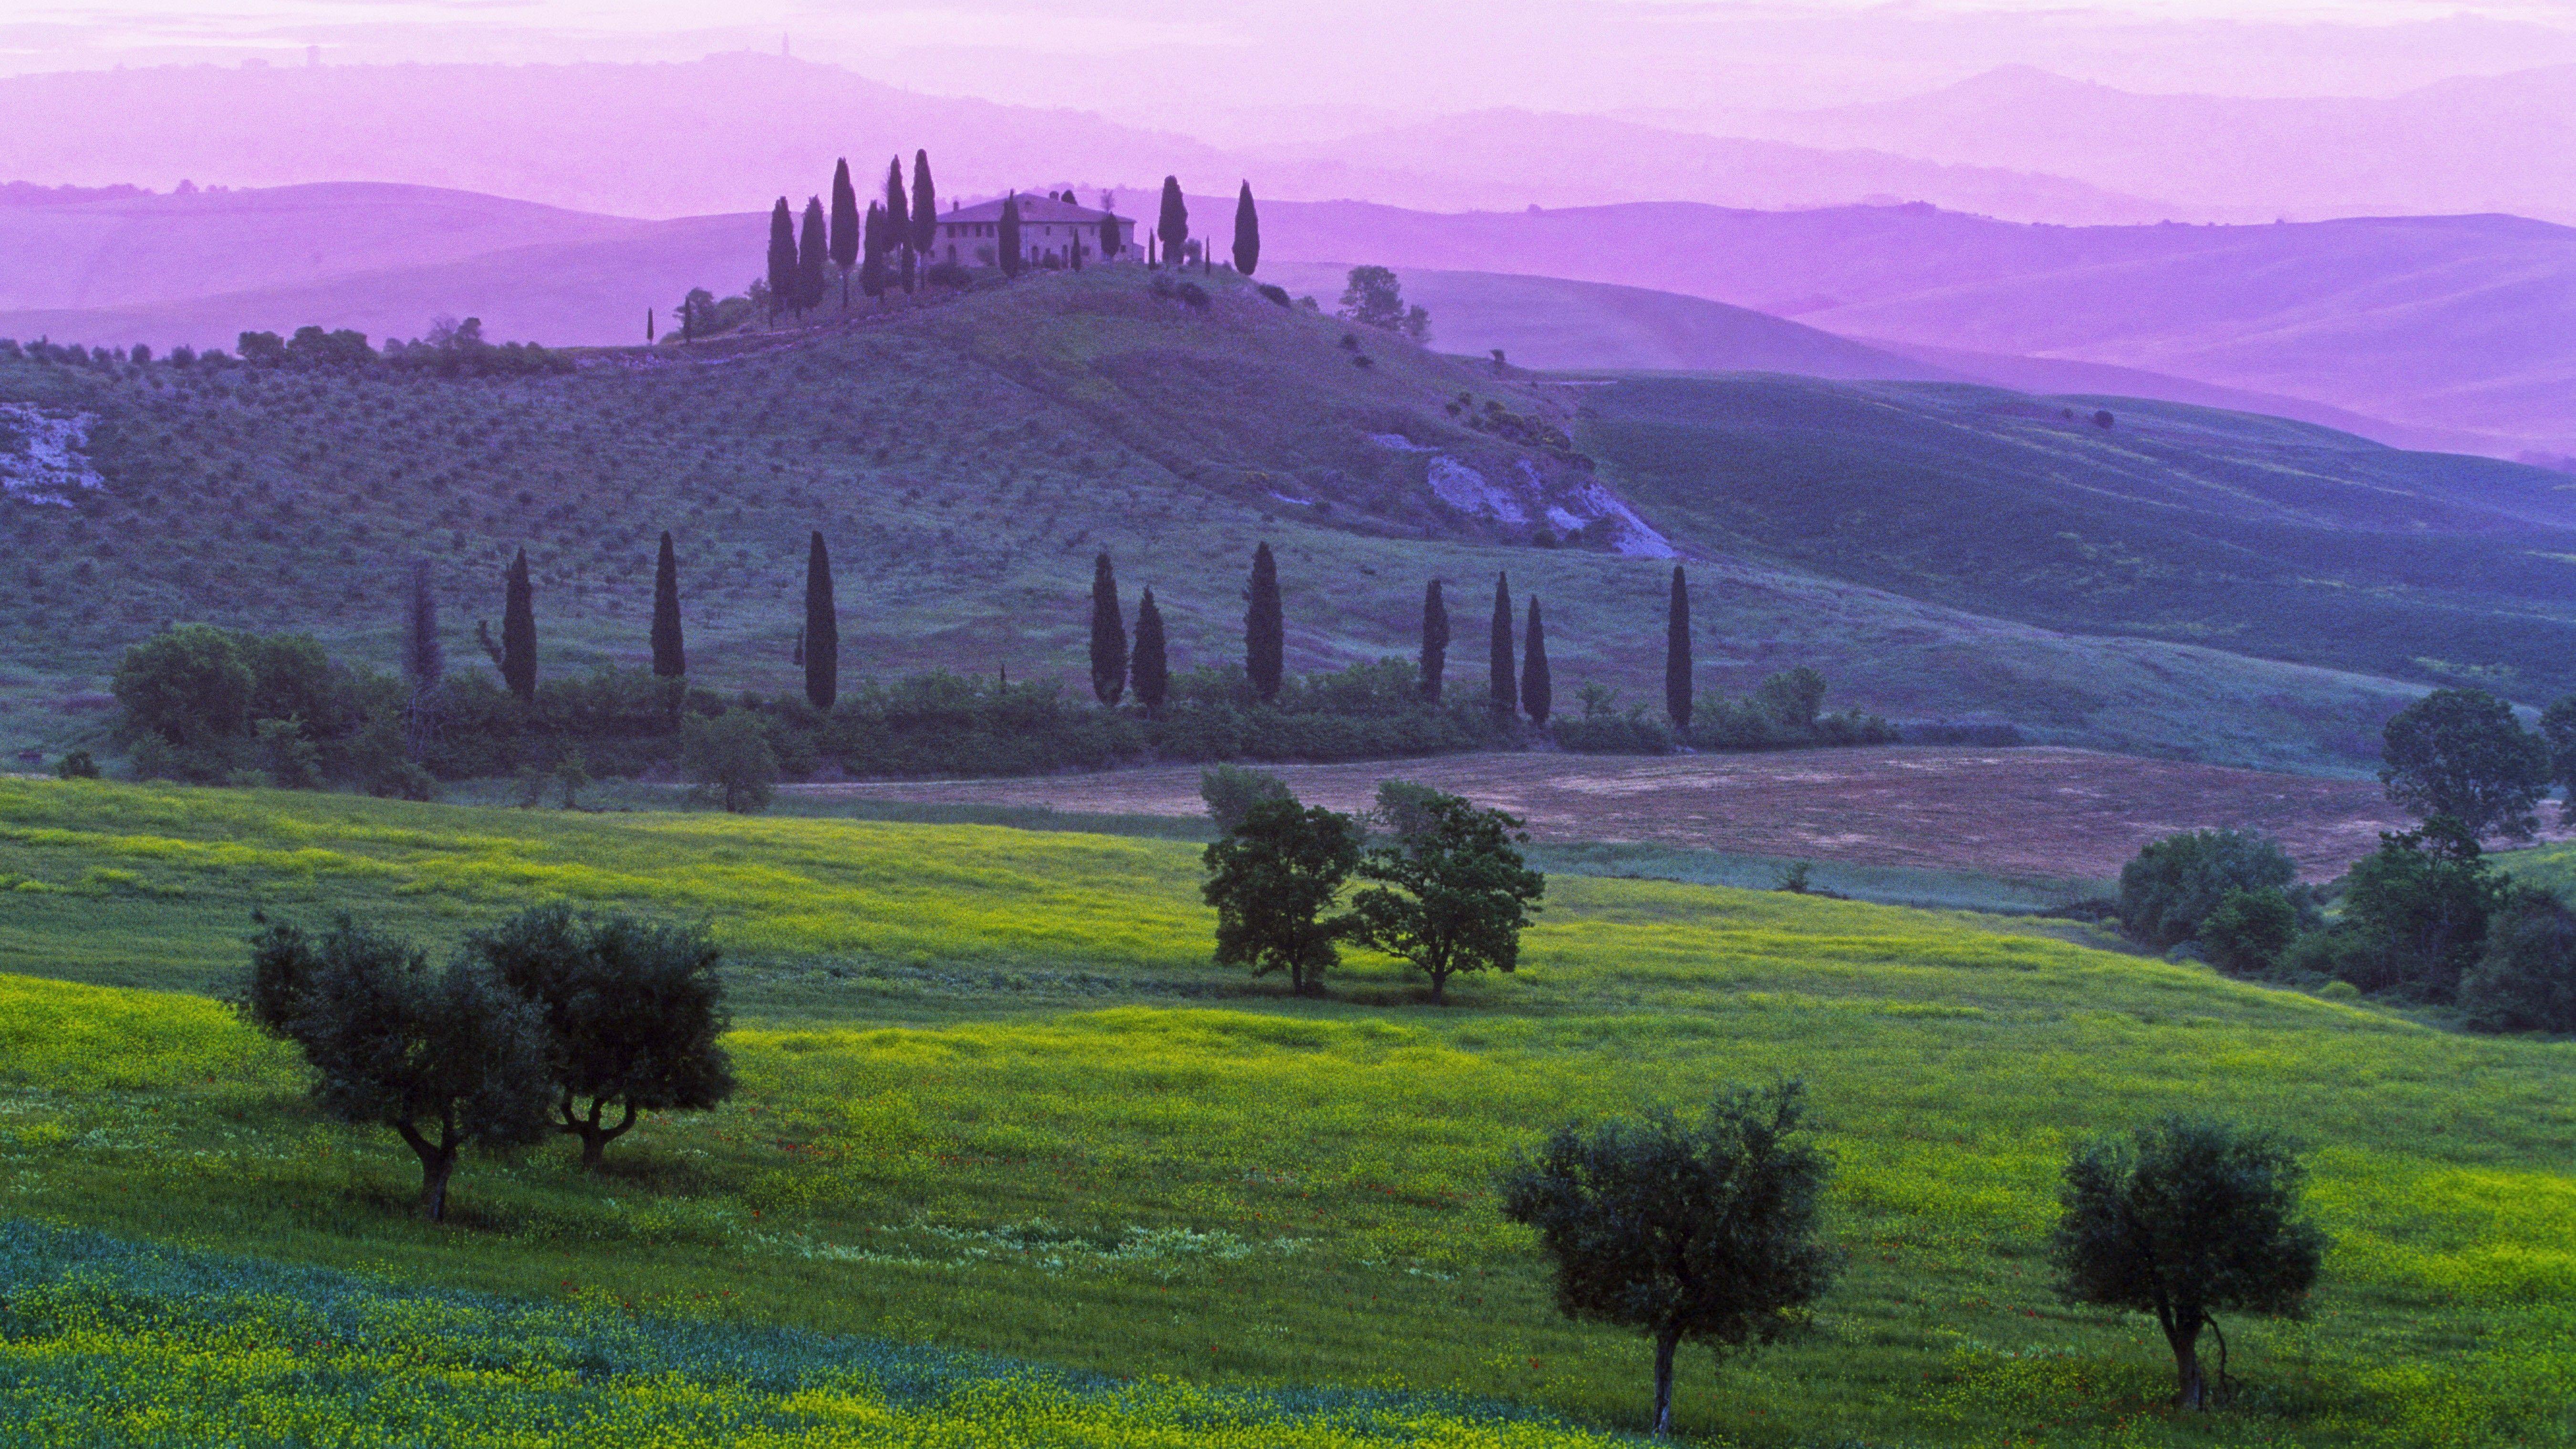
4,183 -> 2571,457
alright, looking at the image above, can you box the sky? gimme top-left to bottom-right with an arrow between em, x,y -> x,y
11,0 -> 2576,134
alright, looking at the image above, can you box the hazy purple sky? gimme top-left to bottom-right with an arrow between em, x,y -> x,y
12,0 -> 2576,135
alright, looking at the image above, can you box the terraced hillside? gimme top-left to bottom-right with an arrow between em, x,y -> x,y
0,778 -> 2570,1446
7,263 -> 2559,771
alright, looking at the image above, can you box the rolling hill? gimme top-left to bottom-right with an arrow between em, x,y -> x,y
6,262 -> 2558,775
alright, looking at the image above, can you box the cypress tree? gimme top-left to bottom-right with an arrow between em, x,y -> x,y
1132,587 -> 1168,716
764,197 -> 796,318
997,193 -> 1023,278
651,531 -> 686,678
1664,564 -> 1692,731
803,531 -> 838,710
1489,571 -> 1517,714
1522,598 -> 1551,727
1089,551 -> 1128,706
1246,541 -> 1284,703
403,559 -> 444,763
500,547 -> 536,703
860,202 -> 888,300
909,150 -> 937,258
829,159 -> 859,308
796,196 -> 829,313
1157,176 -> 1187,269
1420,578 -> 1449,701
1232,181 -> 1260,275
883,157 -> 914,293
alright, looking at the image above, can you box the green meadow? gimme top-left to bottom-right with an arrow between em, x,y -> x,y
2,777 -> 2572,1445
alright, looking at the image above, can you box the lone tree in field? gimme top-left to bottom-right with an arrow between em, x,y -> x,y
1246,541 -> 1285,703
998,192 -> 1024,278
1157,176 -> 1188,268
883,156 -> 913,292
2050,1116 -> 2327,1410
829,158 -> 860,306
910,150 -> 937,258
1202,796 -> 1361,997
1232,181 -> 1260,274
244,915 -> 551,1223
1522,597 -> 1552,727
803,530 -> 838,709
1420,579 -> 1449,702
651,531 -> 686,677
682,711 -> 779,814
765,197 -> 796,318
796,195 -> 830,313
1348,791 -> 1545,1004
1090,551 -> 1128,705
1132,587 -> 1170,715
1665,565 -> 1692,731
1500,1080 -> 1840,1437
467,904 -> 736,1169
2380,687 -> 2549,840
1489,572 -> 1517,715
498,547 -> 536,702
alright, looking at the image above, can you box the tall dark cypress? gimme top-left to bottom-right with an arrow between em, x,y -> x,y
500,547 -> 536,703
764,197 -> 796,317
1232,181 -> 1260,275
883,157 -> 914,293
651,531 -> 686,678
860,201 -> 888,300
1245,541 -> 1283,703
997,193 -> 1023,278
1157,176 -> 1188,269
402,559 -> 444,763
1522,598 -> 1551,727
1419,578 -> 1449,701
796,195 -> 829,313
829,159 -> 859,307
909,150 -> 937,258
1132,586 -> 1168,716
1664,564 -> 1692,730
1089,551 -> 1128,706
1488,571 -> 1516,714
803,531 -> 838,710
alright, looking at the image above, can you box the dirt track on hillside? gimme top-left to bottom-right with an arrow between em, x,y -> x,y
789,747 -> 2493,882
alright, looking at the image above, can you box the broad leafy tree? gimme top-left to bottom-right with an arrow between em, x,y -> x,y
2338,816 -> 2507,998
651,531 -> 686,678
243,915 -> 551,1222
1132,586 -> 1169,715
1246,541 -> 1284,703
113,624 -> 252,746
1500,1081 -> 1840,1436
2050,1116 -> 2327,1410
2462,886 -> 2576,1033
682,712 -> 778,814
2117,830 -> 2297,951
1090,551 -> 1127,705
2380,687 -> 2549,840
1419,579 -> 1449,703
1202,797 -> 1361,996
1665,565 -> 1692,730
802,530 -> 837,709
467,904 -> 736,1169
1347,791 -> 1544,1004
2535,693 -> 2576,825
1339,265 -> 1407,331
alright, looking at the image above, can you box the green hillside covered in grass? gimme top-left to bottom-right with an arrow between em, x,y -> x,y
8,263 -> 2556,772
1,778 -> 2571,1445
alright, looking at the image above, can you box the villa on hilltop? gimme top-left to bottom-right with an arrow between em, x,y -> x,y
935,194 -> 1136,268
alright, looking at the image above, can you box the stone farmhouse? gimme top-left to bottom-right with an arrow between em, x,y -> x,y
934,193 -> 1136,268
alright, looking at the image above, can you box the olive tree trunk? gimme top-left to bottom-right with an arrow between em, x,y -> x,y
564,1097 -> 639,1171
1652,1326 -> 1681,1436
396,1121 -> 460,1223
2165,1318 -> 2208,1410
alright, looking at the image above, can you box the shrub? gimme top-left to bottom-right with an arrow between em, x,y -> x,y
2200,888 -> 2299,975
682,712 -> 777,814
2459,887 -> 2576,1033
1499,1081 -> 1838,1436
113,624 -> 252,747
1200,762 -> 1290,834
1257,283 -> 1291,307
52,750 -> 97,779
2117,830 -> 2296,951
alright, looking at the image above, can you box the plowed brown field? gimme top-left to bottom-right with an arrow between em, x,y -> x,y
791,747 -> 2492,882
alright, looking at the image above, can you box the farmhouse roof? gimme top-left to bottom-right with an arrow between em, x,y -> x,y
942,194 -> 1123,225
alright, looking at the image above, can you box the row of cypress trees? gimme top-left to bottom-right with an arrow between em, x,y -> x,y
1082,548 -> 1702,730
1147,176 -> 1263,274
761,152 -> 939,321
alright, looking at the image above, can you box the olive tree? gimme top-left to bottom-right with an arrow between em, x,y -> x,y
244,915 -> 551,1221
2050,1116 -> 2327,1410
682,711 -> 777,813
1201,796 -> 1361,997
1499,1081 -> 1840,1436
467,904 -> 737,1168
2380,687 -> 2549,840
1346,791 -> 1543,1004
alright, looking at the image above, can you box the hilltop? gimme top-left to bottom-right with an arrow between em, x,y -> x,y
6,262 -> 2542,772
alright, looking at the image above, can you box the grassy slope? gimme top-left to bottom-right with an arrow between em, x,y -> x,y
0,263 -> 2534,773
1579,373 -> 2576,698
1,778 -> 2571,1446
